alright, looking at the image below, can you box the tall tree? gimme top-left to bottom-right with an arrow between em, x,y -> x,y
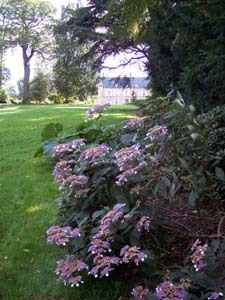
0,0 -> 13,87
53,5 -> 98,103
5,0 -> 54,103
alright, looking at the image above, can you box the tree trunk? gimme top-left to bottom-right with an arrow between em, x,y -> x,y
22,46 -> 33,104
0,64 -> 3,88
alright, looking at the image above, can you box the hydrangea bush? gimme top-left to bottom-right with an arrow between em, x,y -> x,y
42,103 -> 225,299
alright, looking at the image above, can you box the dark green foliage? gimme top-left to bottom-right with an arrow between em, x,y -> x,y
30,72 -> 50,102
63,0 -> 225,112
53,5 -> 98,102
0,87 -> 7,102
34,122 -> 63,158
48,93 -> 64,104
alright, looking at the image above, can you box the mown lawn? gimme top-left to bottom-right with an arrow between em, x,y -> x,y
0,104 -> 136,300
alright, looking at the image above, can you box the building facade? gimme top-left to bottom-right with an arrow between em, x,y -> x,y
97,77 -> 151,105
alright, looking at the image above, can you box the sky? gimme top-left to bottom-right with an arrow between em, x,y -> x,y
5,0 -> 147,89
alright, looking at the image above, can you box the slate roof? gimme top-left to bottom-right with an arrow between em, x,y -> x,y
99,77 -> 150,89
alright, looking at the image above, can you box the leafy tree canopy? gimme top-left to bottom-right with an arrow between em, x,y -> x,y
3,0 -> 55,103
53,5 -> 98,102
63,0 -> 225,112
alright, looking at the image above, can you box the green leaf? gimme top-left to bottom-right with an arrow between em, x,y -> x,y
161,176 -> 170,187
43,137 -> 60,157
120,133 -> 134,146
190,273 -> 215,288
146,294 -> 158,300
34,146 -> 44,158
188,190 -> 198,207
92,209 -> 105,220
215,167 -> 225,181
41,122 -> 63,141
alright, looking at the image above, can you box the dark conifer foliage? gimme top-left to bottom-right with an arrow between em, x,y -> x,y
61,0 -> 225,111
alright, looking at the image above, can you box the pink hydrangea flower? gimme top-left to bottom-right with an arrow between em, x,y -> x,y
146,125 -> 168,141
156,281 -> 187,299
131,285 -> 149,300
191,239 -> 208,271
47,226 -> 81,246
86,103 -> 111,121
79,145 -> 111,166
120,245 -> 147,266
55,255 -> 88,287
88,255 -> 120,278
124,118 -> 144,129
208,292 -> 224,300
52,139 -> 85,157
136,216 -> 151,233
59,174 -> 88,190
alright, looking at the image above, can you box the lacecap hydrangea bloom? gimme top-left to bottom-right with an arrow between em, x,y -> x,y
114,144 -> 147,186
208,292 -> 224,300
114,144 -> 143,171
55,255 -> 88,287
59,174 -> 88,191
79,145 -> 111,166
124,118 -> 144,129
136,216 -> 151,233
47,226 -> 81,246
155,281 -> 187,299
116,161 -> 148,186
52,138 -> 85,157
131,285 -> 149,300
146,125 -> 168,141
88,255 -> 120,278
191,239 -> 208,271
120,245 -> 147,266
53,159 -> 76,186
86,103 -> 111,121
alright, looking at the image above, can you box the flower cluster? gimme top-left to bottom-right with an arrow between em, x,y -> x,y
114,144 -> 142,171
53,159 -> 76,187
55,255 -> 88,287
88,204 -> 126,277
86,103 -> 111,121
114,144 -> 147,186
59,174 -> 88,192
100,203 -> 126,226
146,125 -> 168,141
136,216 -> 151,233
52,139 -> 85,157
79,145 -> 111,166
191,239 -> 208,271
120,245 -> 147,266
88,238 -> 111,255
88,255 -> 120,278
208,292 -> 224,300
124,118 -> 144,129
130,184 -> 146,196
131,285 -> 149,300
47,226 -> 80,246
155,281 -> 187,300
116,162 -> 148,186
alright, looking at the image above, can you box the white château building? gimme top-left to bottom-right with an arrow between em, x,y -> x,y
97,77 -> 151,105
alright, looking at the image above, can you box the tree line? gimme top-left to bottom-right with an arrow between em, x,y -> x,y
0,0 -> 98,103
1,0 -> 224,109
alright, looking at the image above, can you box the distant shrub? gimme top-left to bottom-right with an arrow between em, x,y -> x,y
48,93 -> 64,104
0,88 -> 8,103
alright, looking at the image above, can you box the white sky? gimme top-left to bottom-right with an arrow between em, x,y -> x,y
5,0 -> 147,88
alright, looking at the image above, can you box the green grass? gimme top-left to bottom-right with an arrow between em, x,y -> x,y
0,104 -> 136,300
